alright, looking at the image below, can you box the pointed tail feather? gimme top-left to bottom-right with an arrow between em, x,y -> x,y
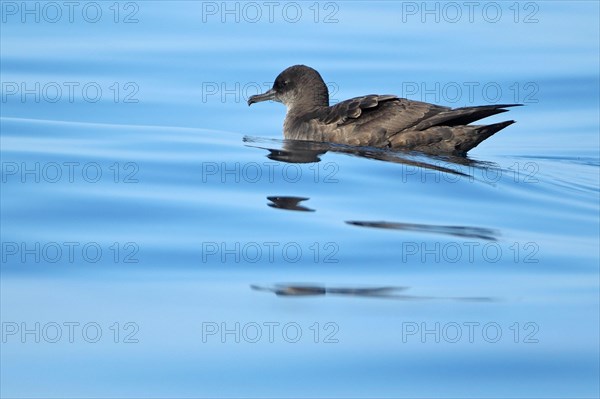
454,120 -> 516,155
389,119 -> 516,155
414,104 -> 522,131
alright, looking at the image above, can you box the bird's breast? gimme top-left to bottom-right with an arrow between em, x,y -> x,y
283,114 -> 330,142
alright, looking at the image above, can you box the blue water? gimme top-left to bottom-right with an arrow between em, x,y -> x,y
1,1 -> 599,398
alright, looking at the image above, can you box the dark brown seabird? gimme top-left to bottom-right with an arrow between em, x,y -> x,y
248,65 -> 521,156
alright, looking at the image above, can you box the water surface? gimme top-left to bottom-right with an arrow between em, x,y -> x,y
1,1 -> 599,398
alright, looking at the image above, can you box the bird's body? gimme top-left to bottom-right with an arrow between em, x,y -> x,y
248,65 -> 521,156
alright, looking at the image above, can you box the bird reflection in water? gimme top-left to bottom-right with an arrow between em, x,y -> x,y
267,196 -> 315,212
244,136 -> 481,177
251,284 -> 493,302
346,221 -> 499,241
250,138 -> 501,242
247,138 -> 498,303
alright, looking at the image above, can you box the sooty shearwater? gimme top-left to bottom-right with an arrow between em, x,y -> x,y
248,65 -> 521,156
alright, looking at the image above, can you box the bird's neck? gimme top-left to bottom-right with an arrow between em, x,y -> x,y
288,85 -> 329,113
286,103 -> 327,115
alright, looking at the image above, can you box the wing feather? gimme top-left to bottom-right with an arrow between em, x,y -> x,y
320,95 -> 398,124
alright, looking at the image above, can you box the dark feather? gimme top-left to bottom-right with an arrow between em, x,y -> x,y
320,94 -> 398,124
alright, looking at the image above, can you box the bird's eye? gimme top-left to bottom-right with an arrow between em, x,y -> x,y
283,80 -> 289,86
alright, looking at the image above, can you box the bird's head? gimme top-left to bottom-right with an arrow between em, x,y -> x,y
248,65 -> 329,111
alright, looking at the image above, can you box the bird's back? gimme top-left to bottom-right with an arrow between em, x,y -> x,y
283,96 -> 520,155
